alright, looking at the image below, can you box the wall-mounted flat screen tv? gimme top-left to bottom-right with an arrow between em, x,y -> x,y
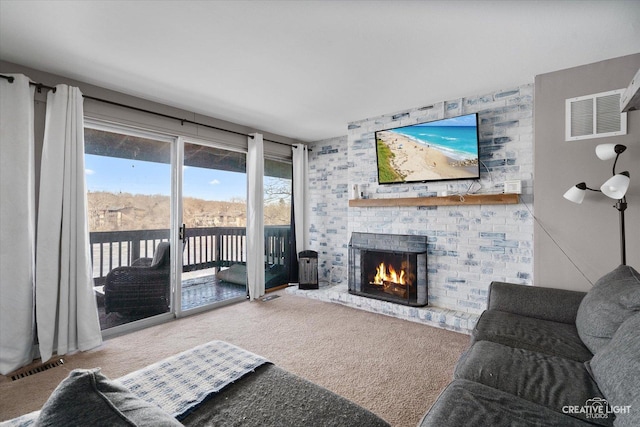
375,113 -> 480,184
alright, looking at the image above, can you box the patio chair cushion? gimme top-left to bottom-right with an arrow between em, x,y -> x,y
151,242 -> 170,267
217,264 -> 247,285
217,263 -> 288,289
34,368 -> 180,427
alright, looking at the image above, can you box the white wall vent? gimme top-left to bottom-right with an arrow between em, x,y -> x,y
565,89 -> 627,141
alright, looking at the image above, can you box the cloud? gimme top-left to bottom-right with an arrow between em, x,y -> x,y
209,179 -> 220,185
85,169 -> 95,175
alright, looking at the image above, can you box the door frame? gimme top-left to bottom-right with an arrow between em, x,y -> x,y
174,136 -> 249,318
84,119 -> 253,331
84,118 -> 179,338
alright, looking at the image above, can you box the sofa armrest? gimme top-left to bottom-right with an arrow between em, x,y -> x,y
487,281 -> 586,324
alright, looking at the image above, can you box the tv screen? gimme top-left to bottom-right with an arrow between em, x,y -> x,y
375,113 -> 480,184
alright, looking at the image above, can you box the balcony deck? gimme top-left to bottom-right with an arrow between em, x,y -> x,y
96,272 -> 246,329
91,225 -> 290,330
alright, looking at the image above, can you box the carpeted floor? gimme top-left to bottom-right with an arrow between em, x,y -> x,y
0,291 -> 470,426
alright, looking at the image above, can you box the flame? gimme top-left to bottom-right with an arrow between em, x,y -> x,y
373,262 -> 405,285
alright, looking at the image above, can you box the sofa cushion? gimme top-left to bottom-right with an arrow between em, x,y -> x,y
488,281 -> 586,324
472,310 -> 593,362
35,368 -> 181,427
419,379 -> 595,427
455,340 -> 611,426
576,265 -> 640,354
589,313 -> 640,427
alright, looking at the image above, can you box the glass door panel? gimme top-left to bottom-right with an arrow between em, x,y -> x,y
263,158 -> 292,291
84,126 -> 173,331
180,142 -> 247,312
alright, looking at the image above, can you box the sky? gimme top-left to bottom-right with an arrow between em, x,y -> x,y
85,154 -> 253,201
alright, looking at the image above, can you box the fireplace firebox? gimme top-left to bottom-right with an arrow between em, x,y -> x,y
349,233 -> 428,306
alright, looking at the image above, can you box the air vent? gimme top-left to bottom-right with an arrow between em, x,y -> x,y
566,89 -> 627,141
9,358 -> 65,381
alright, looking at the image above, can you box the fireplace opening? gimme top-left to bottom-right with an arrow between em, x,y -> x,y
348,233 -> 428,307
362,250 -> 417,302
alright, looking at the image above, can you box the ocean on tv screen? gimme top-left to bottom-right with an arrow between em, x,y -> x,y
389,125 -> 478,161
375,114 -> 480,184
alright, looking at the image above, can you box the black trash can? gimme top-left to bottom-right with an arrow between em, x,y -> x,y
298,250 -> 318,290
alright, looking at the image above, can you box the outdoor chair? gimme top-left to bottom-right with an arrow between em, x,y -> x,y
104,242 -> 171,315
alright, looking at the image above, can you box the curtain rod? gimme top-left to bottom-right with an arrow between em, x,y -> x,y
1,73 -> 297,148
0,73 -> 57,93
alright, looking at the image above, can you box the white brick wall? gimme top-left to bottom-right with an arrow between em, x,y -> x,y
307,137 -> 350,284
307,84 -> 534,320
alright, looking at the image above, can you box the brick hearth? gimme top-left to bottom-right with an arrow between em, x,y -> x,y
286,283 -> 478,334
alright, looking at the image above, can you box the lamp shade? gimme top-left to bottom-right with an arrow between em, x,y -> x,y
601,171 -> 630,199
595,144 -> 627,160
563,184 -> 586,204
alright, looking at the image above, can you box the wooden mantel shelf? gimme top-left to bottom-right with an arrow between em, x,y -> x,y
348,193 -> 519,208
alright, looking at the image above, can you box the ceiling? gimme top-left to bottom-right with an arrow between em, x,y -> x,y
1,1 -> 639,143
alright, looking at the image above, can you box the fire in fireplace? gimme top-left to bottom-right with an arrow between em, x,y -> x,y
349,233 -> 428,306
364,250 -> 415,300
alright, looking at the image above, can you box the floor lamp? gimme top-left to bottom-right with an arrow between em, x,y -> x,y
563,144 -> 631,265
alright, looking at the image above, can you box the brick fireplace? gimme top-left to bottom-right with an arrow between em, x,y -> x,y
301,83 -> 533,331
348,232 -> 428,306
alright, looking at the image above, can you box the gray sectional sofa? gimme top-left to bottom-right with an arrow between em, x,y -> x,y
420,264 -> 640,427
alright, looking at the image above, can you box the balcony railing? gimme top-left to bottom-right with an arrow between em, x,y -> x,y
90,226 -> 290,285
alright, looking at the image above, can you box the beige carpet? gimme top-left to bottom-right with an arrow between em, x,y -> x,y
0,291 -> 470,426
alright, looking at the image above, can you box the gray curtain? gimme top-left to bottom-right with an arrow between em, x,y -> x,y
35,84 -> 102,362
246,133 -> 265,300
292,144 -> 309,256
0,74 -> 36,375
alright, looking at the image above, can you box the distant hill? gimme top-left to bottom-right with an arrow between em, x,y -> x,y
87,191 -> 289,232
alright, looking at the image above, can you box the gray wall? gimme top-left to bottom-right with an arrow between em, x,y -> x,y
0,60 -> 296,161
534,54 -> 640,291
1,60 -> 297,214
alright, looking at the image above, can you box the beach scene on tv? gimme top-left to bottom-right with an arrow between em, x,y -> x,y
376,114 -> 480,184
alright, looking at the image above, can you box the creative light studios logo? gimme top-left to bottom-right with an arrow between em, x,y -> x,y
563,397 -> 632,420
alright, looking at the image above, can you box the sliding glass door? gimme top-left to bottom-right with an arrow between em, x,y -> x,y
178,147 -> 294,309
84,121 -> 293,330
263,158 -> 292,291
179,140 -> 248,313
84,124 -> 175,331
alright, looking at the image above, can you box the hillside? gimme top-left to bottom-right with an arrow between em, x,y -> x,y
87,191 -> 289,232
